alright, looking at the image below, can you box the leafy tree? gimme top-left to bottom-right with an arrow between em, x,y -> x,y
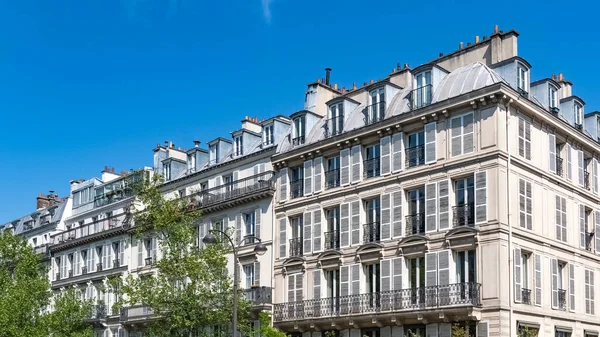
518,327 -> 538,337
120,175 -> 251,337
257,312 -> 287,337
43,287 -> 95,337
451,324 -> 471,337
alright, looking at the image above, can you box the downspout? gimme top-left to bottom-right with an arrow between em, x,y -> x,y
505,97 -> 514,337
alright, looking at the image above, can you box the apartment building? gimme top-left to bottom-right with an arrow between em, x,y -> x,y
270,26 -> 600,337
49,167 -> 152,337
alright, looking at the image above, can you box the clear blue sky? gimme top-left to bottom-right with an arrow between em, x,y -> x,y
0,0 -> 598,222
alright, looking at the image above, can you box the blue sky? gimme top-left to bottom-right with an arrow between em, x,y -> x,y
0,0 -> 598,222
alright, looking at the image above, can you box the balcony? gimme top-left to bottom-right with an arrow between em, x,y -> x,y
94,187 -> 135,208
292,136 -> 305,147
324,230 -> 340,250
87,304 -> 107,321
324,116 -> 344,138
186,171 -> 275,213
289,237 -> 303,257
405,213 -> 425,235
452,203 -> 475,228
120,305 -> 154,323
584,170 -> 590,190
145,257 -> 155,266
558,289 -> 567,310
363,222 -> 381,243
34,244 -> 50,258
243,286 -> 273,306
273,282 -> 481,322
408,85 -> 432,110
97,263 -> 103,272
290,179 -> 304,199
325,169 -> 340,189
52,213 -> 129,247
362,102 -> 386,126
55,272 -> 60,281
363,158 -> 381,179
556,156 -> 563,177
405,145 -> 425,168
68,269 -> 73,278
522,288 -> 531,305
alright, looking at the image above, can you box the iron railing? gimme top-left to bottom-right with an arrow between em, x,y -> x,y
558,289 -> 567,310
405,213 -> 425,235
186,171 -> 275,209
81,266 -> 88,275
584,170 -> 590,190
96,263 -> 103,272
409,85 -> 433,110
323,116 -> 344,138
522,288 -> 531,305
325,169 -> 340,189
289,237 -> 303,257
145,257 -> 155,266
586,232 -> 594,251
52,213 -> 128,245
243,286 -> 273,305
120,305 -> 154,322
405,145 -> 425,168
363,102 -> 386,126
324,230 -> 340,250
89,304 -> 107,320
363,222 -> 381,243
290,179 -> 304,199
292,136 -> 305,146
556,156 -> 563,177
364,158 -> 381,178
452,203 -> 475,228
273,282 -> 481,322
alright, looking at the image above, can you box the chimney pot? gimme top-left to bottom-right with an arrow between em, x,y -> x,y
439,52 -> 443,57
397,63 -> 401,70
369,80 -> 374,84
559,73 -> 564,81
325,68 -> 332,86
353,82 -> 357,89
363,82 -> 368,86
392,68 -> 396,73
54,194 -> 58,197
475,36 -> 480,43
193,140 -> 200,147
494,24 -> 499,33
317,78 -> 321,83
459,42 -> 464,49
467,42 -> 472,47
403,63 -> 409,69
112,167 -> 115,173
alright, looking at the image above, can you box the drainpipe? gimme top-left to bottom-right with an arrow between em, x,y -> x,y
505,97 -> 514,337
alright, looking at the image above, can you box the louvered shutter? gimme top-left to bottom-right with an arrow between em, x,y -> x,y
381,194 -> 391,240
119,240 -> 126,265
381,259 -> 391,292
392,132 -> 404,172
73,251 -> 80,276
350,201 -> 360,246
87,249 -> 94,272
350,145 -> 362,184
549,134 -> 557,173
254,261 -> 260,286
279,168 -> 288,202
596,211 -> 600,255
569,264 -> 575,311
572,146 -> 579,183
526,181 -> 532,230
475,171 -> 487,224
340,265 -> 349,314
150,237 -> 157,262
426,324 -> 438,337
380,136 -> 391,175
350,264 -> 360,295
439,323 -> 451,337
561,197 -> 567,241
591,270 -> 595,315
107,243 -> 113,268
424,122 -> 437,164
393,257 -> 403,292
567,144 -> 572,180
578,150 -> 585,186
278,218 -> 287,259
340,203 -> 350,248
519,179 -> 526,228
580,204 -> 586,249
340,148 -> 350,186
312,210 -> 322,253
340,330 -> 349,337
476,321 -> 489,337
295,273 -> 303,303
236,214 -> 242,245
425,183 -> 437,233
61,255 -> 67,278
303,212 -> 312,255
392,190 -> 403,238
514,247 -> 522,303
451,116 -> 462,157
438,250 -> 451,306
594,158 -> 599,194
463,113 -> 474,154
534,254 -> 542,306
304,160 -> 313,196
551,258 -> 559,309
438,180 -> 450,230
585,269 -> 591,314
425,252 -> 438,286
313,269 -> 321,299
102,245 -> 108,269
255,208 -> 261,239
313,157 -> 323,193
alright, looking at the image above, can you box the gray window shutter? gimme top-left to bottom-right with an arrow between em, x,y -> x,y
526,181 -> 532,230
425,252 -> 438,287
525,119 -> 531,159
392,190 -> 403,238
340,265 -> 349,296
476,321 -> 489,337
585,269 -> 591,314
578,150 -> 585,186
254,261 -> 260,286
73,250 -> 80,275
279,218 -> 287,259
519,179 -> 526,228
534,254 -> 542,306
451,116 -> 462,157
549,134 -> 557,173
439,323 -> 451,337
340,203 -> 350,248
312,210 -> 322,253
120,240 -> 126,264
380,136 -> 391,175
475,171 -> 487,224
381,194 -> 391,240
350,264 -> 360,295
567,144 -> 572,180
594,158 -> 599,194
551,258 -> 558,309
340,148 -> 350,186
393,257 -> 403,291
591,270 -> 595,315
340,330 -> 349,337
313,269 -> 321,299
426,324 -> 438,337
392,132 -> 404,172
569,263 -> 575,311
102,243 -> 109,268
137,239 -> 143,268
425,183 -> 437,233
424,122 -> 437,164
350,329 -> 360,337
287,274 -> 295,302
392,327 -> 403,337
350,201 -> 360,246
350,145 -> 362,184
303,212 -> 312,255
295,273 -> 303,302
580,204 -> 586,249
236,214 -> 242,245
381,259 -> 391,292
438,250 -> 450,289
279,168 -> 288,202
561,197 -> 567,241
313,157 -> 323,193
255,208 -> 261,239
304,160 -> 313,196
514,247 -> 522,303
596,211 -> 600,255
463,113 -> 474,154
438,180 -> 450,230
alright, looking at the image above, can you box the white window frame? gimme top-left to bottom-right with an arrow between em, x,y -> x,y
556,196 -> 567,242
243,264 -> 255,289
575,103 -> 583,126
415,70 -> 432,89
293,116 -> 306,140
245,212 -> 256,237
234,135 -> 243,156
517,65 -> 527,91
549,85 -> 558,108
450,112 -> 475,157
263,123 -> 274,145
163,163 -> 171,181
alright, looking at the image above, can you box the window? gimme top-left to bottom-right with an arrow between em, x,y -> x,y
454,176 -> 475,227
364,144 -> 381,178
518,118 -> 531,160
328,102 -> 344,136
517,65 -> 527,91
406,131 -> 425,167
367,88 -> 385,123
364,198 -> 381,243
243,264 -> 255,289
223,174 -> 234,193
200,182 -> 208,191
519,179 -> 533,230
209,144 -> 219,164
73,187 -> 93,207
549,86 -> 558,109
406,187 -> 425,235
414,71 -> 432,108
325,156 -> 341,188
521,252 -> 531,300
365,264 -> 381,308
408,257 -> 425,304
290,215 -> 303,256
404,325 -> 426,337
555,330 -> 571,337
178,189 -> 186,198
96,246 -> 103,269
325,207 -> 341,250
81,250 -> 88,273
585,269 -> 595,315
188,153 -> 196,172
263,124 -> 274,145
575,104 -> 583,127
450,113 -> 474,157
362,328 -> 381,337
293,116 -> 306,145
556,195 -> 567,242
234,136 -> 243,156
163,163 -> 171,181
456,250 -> 476,283
326,269 -> 340,305
290,167 -> 304,198
245,212 -> 256,238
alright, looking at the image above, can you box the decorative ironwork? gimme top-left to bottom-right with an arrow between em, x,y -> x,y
323,116 -> 344,138
290,179 -> 304,199
408,85 -> 432,110
405,213 -> 425,235
363,222 -> 381,243
81,266 -> 88,275
289,237 -> 303,257
405,145 -> 425,168
556,156 -> 563,177
452,203 -> 475,228
113,259 -> 120,267
52,213 -> 127,245
96,263 -> 103,272
119,305 -> 154,322
145,257 -> 154,266
558,289 -> 567,310
363,102 -> 386,125
292,136 -> 305,146
586,232 -> 594,251
522,288 -> 531,305
324,230 -> 340,250
584,170 -> 590,190
325,169 -> 340,189
243,286 -> 273,305
363,158 -> 381,178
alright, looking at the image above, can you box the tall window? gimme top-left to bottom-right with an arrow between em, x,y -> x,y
407,187 -> 425,235
517,65 -> 527,91
549,86 -> 558,109
329,102 -> 344,135
518,118 -> 531,160
585,269 -> 595,315
293,116 -> 306,145
290,167 -> 304,198
415,71 -> 432,108
290,216 -> 303,256
454,176 -> 475,227
365,264 -> 381,307
326,269 -> 340,302
245,212 -> 256,237
188,153 -> 196,172
408,257 -> 425,305
364,144 -> 381,178
326,207 -> 340,250
234,136 -> 243,156
369,88 -> 385,121
223,174 -> 234,193
406,131 -> 425,167
243,264 -> 255,288
364,198 -> 381,243
556,195 -> 567,242
456,250 -> 476,284
209,144 -> 219,164
163,163 -> 171,181
325,156 -> 341,188
575,104 -> 583,126
263,124 -> 274,145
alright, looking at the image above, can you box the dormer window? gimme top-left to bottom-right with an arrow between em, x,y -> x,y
365,88 -> 385,124
549,86 -> 558,110
574,104 -> 583,128
517,65 -> 528,94
234,136 -> 243,156
187,153 -> 196,172
413,71 -> 432,109
293,116 -> 306,146
328,102 -> 344,136
263,124 -> 274,146
163,163 -> 171,181
209,144 -> 219,165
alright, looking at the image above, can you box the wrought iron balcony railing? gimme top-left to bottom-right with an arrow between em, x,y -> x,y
292,136 -> 305,146
522,288 -> 531,305
94,187 -> 135,208
243,286 -> 273,305
405,213 -> 425,235
556,156 -> 563,177
120,305 -> 154,322
363,222 -> 381,243
81,266 -> 88,275
289,237 -> 303,257
408,85 -> 433,110
584,170 -> 590,190
364,158 -> 381,179
452,203 -> 475,228
52,213 -> 129,245
273,282 -> 481,322
96,263 -> 103,272
186,171 -> 275,210
290,179 -> 304,199
363,102 -> 386,126
586,232 -> 594,251
145,257 -> 155,266
405,145 -> 425,168
324,230 -> 340,250
325,169 -> 341,189
323,116 -> 344,138
558,289 -> 567,310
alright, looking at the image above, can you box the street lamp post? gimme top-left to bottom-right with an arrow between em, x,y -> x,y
203,230 -> 267,337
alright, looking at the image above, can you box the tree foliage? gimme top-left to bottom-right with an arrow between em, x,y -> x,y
43,287 -> 95,337
258,312 -> 287,337
121,175 -> 251,337
451,324 -> 472,337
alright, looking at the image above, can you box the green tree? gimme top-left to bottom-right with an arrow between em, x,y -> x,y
451,324 -> 471,337
257,312 -> 287,337
43,287 -> 95,337
121,175 -> 251,337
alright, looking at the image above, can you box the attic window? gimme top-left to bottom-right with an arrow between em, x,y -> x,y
163,163 -> 171,181
188,153 -> 196,172
234,136 -> 243,156
548,86 -> 558,109
574,104 -> 584,128
263,124 -> 274,146
209,144 -> 219,165
517,64 -> 528,94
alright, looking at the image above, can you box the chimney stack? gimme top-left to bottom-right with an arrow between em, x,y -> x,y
193,140 -> 200,148
559,73 -> 564,81
325,68 -> 332,86
403,63 -> 409,69
459,42 -> 464,49
36,190 -> 60,210
475,36 -> 480,43
494,25 -> 499,34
